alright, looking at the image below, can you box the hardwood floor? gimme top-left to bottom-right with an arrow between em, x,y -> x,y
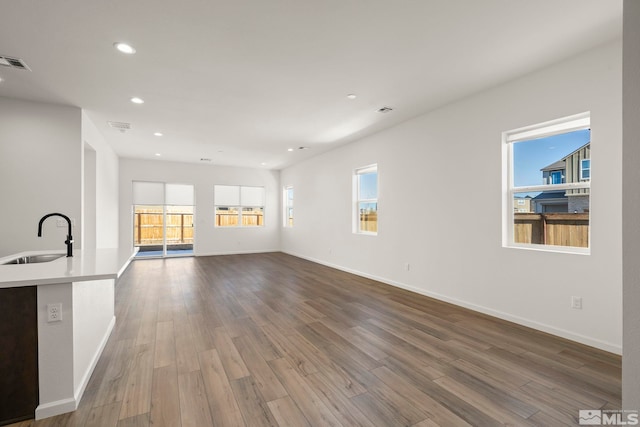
11,252 -> 621,426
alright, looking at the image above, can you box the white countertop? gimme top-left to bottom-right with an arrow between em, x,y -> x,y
0,248 -> 135,288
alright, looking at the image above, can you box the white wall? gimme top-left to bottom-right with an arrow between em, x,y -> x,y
0,98 -> 82,257
36,282 -> 74,416
35,278 -> 115,420
623,0 -> 640,410
83,144 -> 97,250
72,279 -> 115,398
81,111 -> 119,249
119,158 -> 280,255
281,41 -> 623,353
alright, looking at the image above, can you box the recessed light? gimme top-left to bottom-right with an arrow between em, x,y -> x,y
114,42 -> 136,54
287,148 -> 294,152
153,132 -> 163,137
131,97 -> 144,104
260,162 -> 267,166
155,153 -> 161,157
347,94 -> 357,99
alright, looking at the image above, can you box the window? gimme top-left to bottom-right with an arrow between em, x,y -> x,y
581,159 -> 591,180
354,165 -> 378,234
517,199 -> 525,206
503,113 -> 590,253
214,185 -> 265,227
283,186 -> 293,227
550,171 -> 563,185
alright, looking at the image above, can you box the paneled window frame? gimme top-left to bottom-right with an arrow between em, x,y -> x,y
214,185 -> 265,227
283,185 -> 294,227
353,164 -> 378,235
502,112 -> 591,254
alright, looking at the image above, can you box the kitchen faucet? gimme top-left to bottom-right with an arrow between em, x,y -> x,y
37,213 -> 73,257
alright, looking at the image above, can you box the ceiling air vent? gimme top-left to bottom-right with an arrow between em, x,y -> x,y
0,55 -> 31,71
107,121 -> 131,132
378,106 -> 393,113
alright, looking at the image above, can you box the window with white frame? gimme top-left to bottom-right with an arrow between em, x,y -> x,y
283,186 -> 293,227
581,159 -> 591,180
214,185 -> 265,227
503,113 -> 590,252
354,164 -> 378,234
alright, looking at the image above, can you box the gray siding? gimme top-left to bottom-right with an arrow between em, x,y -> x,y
566,144 -> 590,196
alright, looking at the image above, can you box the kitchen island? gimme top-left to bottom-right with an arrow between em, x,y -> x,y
0,248 -> 134,422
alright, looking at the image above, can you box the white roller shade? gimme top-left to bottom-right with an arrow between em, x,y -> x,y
166,183 -> 194,205
132,181 -> 164,205
241,186 -> 264,206
215,185 -> 240,205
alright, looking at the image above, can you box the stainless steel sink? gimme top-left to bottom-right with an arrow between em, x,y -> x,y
2,254 -> 65,265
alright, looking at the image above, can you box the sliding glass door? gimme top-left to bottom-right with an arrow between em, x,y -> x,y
132,182 -> 194,258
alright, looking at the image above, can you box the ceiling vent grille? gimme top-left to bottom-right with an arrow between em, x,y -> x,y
108,121 -> 131,132
0,55 -> 31,71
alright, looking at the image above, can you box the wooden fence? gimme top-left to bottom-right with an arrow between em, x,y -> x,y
216,212 -> 264,227
360,212 -> 378,233
134,212 -> 193,245
136,211 -> 586,248
134,211 -> 266,245
514,212 -> 589,247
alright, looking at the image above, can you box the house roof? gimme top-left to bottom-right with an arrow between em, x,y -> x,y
540,142 -> 590,172
532,191 -> 567,200
541,160 -> 566,172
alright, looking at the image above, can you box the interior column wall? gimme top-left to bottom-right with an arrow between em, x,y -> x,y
623,0 -> 640,410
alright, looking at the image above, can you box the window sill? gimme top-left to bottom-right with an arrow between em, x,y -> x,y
355,231 -> 378,236
504,243 -> 590,255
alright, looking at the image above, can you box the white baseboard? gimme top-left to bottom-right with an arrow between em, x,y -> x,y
283,250 -> 622,355
196,248 -> 280,257
35,397 -> 77,420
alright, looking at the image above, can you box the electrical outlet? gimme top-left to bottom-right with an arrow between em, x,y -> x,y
571,296 -> 582,310
404,262 -> 410,271
47,303 -> 62,322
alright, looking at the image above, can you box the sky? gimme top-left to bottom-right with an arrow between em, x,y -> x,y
513,128 -> 590,188
359,172 -> 378,200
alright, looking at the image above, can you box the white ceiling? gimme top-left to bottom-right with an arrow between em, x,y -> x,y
0,0 -> 622,170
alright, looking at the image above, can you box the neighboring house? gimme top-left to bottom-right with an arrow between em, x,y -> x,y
534,142 -> 590,213
531,191 -> 570,213
514,195 -> 533,212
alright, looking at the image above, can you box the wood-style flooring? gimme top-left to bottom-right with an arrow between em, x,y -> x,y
11,252 -> 621,426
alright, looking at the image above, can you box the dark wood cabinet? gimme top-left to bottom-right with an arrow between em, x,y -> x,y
0,286 -> 38,425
